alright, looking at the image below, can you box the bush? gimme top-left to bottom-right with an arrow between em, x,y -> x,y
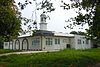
0,49 -> 21,54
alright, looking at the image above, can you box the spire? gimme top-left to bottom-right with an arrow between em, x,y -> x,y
39,12 -> 47,30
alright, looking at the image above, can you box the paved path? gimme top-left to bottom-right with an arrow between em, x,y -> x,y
0,50 -> 59,56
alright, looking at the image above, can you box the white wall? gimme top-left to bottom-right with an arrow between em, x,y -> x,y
74,35 -> 91,49
42,36 -> 71,51
3,35 -> 91,51
3,36 -> 42,50
70,38 -> 75,48
4,42 -> 9,49
9,41 -> 13,50
28,36 -> 41,50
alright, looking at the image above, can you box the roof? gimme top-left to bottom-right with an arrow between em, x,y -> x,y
18,30 -> 75,38
18,34 -> 31,39
33,30 -> 54,36
18,35 -> 30,38
53,32 -> 74,37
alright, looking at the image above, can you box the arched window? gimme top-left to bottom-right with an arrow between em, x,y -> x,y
15,39 -> 20,50
22,38 -> 29,50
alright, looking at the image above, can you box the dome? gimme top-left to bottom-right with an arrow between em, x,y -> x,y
40,13 -> 46,18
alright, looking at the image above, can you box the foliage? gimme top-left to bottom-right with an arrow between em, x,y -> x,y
70,31 -> 78,34
61,0 -> 100,43
0,0 -> 21,41
0,42 -> 3,49
17,0 -> 55,35
18,0 -> 55,13
70,31 -> 86,35
0,49 -> 21,54
0,48 -> 100,67
78,31 -> 86,35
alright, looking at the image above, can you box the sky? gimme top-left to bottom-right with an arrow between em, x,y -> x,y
15,0 -> 88,34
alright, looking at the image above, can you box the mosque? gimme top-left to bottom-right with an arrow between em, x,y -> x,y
3,13 -> 91,51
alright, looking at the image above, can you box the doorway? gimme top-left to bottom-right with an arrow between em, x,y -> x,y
66,44 -> 71,48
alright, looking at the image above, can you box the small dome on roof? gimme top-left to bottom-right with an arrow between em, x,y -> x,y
40,13 -> 46,17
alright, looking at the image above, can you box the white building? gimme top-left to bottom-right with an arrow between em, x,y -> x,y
3,13 -> 91,51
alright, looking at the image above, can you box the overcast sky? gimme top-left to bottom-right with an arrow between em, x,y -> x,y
15,0 -> 88,33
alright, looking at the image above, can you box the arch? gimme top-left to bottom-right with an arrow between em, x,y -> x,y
15,39 -> 20,50
22,38 -> 29,50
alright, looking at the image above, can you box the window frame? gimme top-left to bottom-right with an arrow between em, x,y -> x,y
46,38 -> 53,45
77,39 -> 81,44
55,38 -> 60,44
32,38 -> 40,45
5,42 -> 8,46
86,39 -> 89,44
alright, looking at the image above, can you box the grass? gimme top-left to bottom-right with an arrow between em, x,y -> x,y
0,49 -> 21,54
0,48 -> 100,67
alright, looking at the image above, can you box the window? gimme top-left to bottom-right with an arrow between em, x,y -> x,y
46,38 -> 53,45
83,41 -> 84,44
77,39 -> 81,44
5,42 -> 8,46
55,38 -> 60,44
15,40 -> 20,46
86,39 -> 89,44
32,38 -> 40,45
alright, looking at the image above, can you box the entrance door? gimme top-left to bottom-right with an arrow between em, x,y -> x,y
66,44 -> 70,48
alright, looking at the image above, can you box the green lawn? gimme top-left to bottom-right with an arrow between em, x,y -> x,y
0,48 -> 100,67
0,49 -> 21,54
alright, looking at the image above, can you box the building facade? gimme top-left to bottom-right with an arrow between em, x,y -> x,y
3,34 -> 91,51
3,13 -> 91,51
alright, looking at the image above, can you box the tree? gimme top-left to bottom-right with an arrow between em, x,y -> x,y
0,0 -> 21,41
70,31 -> 86,35
17,0 -> 55,35
70,31 -> 78,34
78,31 -> 86,35
18,0 -> 55,13
61,0 -> 100,43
